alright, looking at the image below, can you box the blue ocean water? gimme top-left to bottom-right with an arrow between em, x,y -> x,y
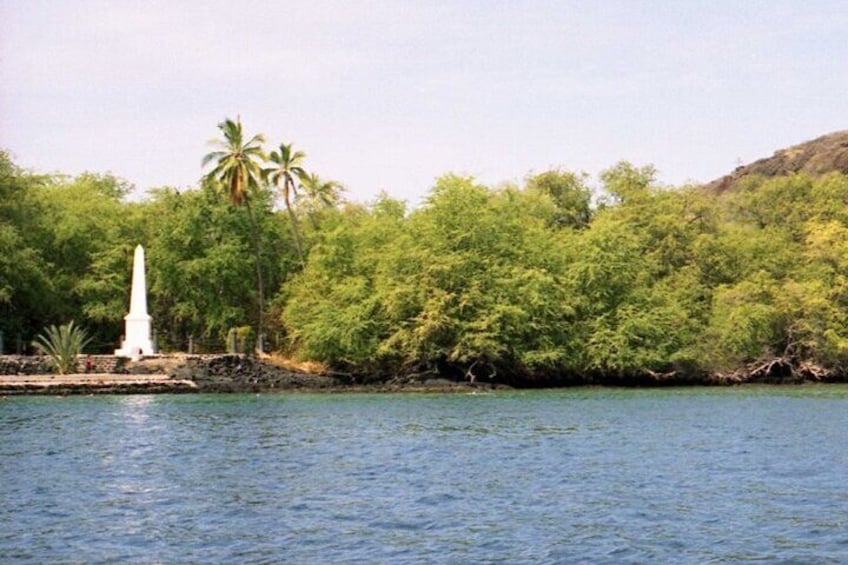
2,387 -> 848,564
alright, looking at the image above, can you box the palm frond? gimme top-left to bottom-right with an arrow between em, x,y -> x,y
202,116 -> 267,207
201,151 -> 227,167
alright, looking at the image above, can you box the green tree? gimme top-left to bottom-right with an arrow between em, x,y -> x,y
29,172 -> 140,350
565,173 -> 717,376
0,152 -> 54,345
202,117 -> 268,343
525,169 -> 592,228
298,172 -> 345,229
145,185 -> 285,351
281,200 -> 395,367
283,176 -> 579,380
694,173 -> 848,374
599,161 -> 656,205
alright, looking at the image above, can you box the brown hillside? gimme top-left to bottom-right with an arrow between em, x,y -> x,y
705,130 -> 848,194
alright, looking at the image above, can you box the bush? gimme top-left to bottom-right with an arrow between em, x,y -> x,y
32,321 -> 92,374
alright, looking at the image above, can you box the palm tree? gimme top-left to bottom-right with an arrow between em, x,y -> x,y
299,173 -> 345,229
202,118 -> 266,206
202,117 -> 268,347
265,142 -> 307,265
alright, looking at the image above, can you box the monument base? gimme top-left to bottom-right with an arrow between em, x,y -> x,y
114,343 -> 154,361
115,314 -> 154,360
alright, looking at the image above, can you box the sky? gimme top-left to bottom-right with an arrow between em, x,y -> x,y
2,0 -> 847,206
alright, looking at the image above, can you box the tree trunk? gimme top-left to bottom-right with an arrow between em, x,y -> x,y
285,181 -> 305,266
244,199 -> 265,349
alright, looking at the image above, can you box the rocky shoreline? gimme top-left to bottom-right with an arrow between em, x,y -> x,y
0,354 -> 499,395
1,354 -> 846,396
167,355 -> 505,394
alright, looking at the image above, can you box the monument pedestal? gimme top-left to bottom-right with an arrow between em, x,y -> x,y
115,314 -> 154,359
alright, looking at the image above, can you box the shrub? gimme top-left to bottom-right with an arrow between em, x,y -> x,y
32,321 -> 92,374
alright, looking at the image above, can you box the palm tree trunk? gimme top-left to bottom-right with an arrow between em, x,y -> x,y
244,199 -> 265,349
285,181 -> 306,266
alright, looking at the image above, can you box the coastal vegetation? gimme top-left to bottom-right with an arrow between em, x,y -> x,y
3,126 -> 848,384
31,321 -> 91,374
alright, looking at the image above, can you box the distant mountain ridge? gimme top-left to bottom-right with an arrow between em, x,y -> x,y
706,130 -> 848,193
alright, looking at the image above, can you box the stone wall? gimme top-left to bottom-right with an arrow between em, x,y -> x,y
0,355 -> 127,375
0,356 -> 53,375
76,355 -> 128,374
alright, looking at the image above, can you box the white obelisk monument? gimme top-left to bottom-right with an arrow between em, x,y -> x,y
115,244 -> 154,358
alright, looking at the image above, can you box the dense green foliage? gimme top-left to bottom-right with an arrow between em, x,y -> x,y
0,146 -> 298,353
4,135 -> 848,380
282,167 -> 848,380
1,152 -> 144,350
144,185 -> 291,350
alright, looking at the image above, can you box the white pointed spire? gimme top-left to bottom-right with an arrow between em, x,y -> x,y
128,245 -> 149,317
115,244 -> 154,358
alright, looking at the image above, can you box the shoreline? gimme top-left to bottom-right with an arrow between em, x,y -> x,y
0,373 -> 197,395
2,353 -> 846,396
0,372 -> 503,396
1,372 -> 845,397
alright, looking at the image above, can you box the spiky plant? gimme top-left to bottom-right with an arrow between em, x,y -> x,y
32,321 -> 92,374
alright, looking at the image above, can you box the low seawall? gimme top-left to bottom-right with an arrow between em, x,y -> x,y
0,355 -> 126,375
0,354 -> 342,395
0,374 -> 197,395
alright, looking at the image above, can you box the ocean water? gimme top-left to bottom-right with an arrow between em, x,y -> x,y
2,387 -> 848,564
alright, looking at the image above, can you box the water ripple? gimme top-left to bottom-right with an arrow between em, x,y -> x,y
2,388 -> 848,563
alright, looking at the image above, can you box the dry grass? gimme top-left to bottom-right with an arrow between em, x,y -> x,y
264,354 -> 328,375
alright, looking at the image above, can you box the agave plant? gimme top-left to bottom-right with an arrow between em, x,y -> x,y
32,321 -> 92,374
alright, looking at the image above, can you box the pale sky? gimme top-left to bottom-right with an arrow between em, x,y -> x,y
2,0 -> 847,206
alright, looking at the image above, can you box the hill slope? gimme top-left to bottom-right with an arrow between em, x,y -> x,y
706,130 -> 848,193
